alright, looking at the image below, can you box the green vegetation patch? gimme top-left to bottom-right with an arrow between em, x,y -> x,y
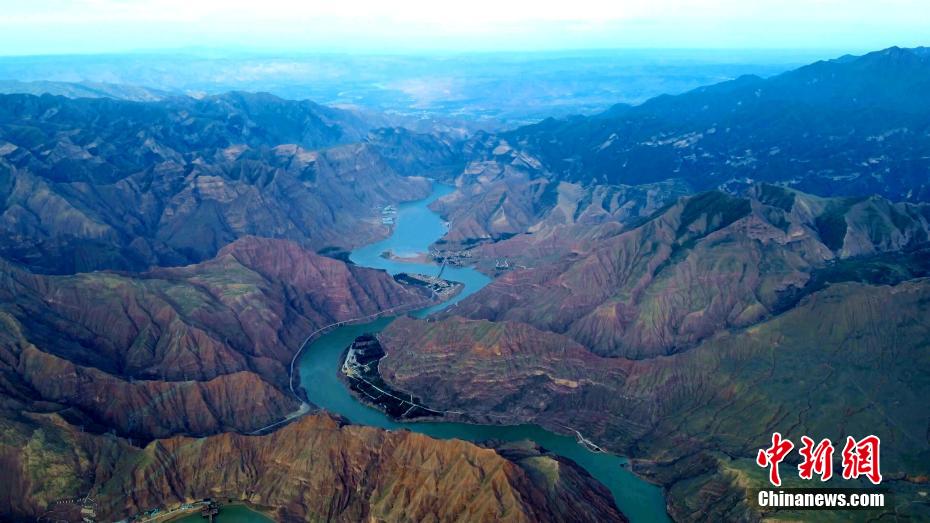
807,247 -> 930,292
676,191 -> 752,238
756,184 -> 796,212
813,196 -> 867,251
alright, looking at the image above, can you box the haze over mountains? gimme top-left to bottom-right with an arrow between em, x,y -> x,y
0,50 -> 815,126
0,46 -> 928,522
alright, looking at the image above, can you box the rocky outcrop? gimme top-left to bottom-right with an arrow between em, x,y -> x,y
380,317 -> 630,426
423,136 -> 691,275
434,174 -> 691,273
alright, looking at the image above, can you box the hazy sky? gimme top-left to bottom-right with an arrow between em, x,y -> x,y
0,0 -> 927,56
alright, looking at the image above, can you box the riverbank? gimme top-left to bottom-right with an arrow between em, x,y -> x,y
393,272 -> 462,301
166,502 -> 274,523
298,182 -> 671,522
137,500 -> 272,523
341,335 -> 446,420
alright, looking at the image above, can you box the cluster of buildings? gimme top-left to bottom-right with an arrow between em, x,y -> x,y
124,498 -> 218,523
380,205 -> 396,225
428,247 -> 473,267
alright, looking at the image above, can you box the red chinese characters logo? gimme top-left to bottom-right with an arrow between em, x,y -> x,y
757,434 -> 881,486
841,435 -> 882,485
756,432 -> 795,486
798,436 -> 834,481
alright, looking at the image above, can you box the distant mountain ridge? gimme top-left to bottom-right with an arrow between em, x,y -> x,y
0,50 -> 806,126
0,91 -> 465,273
497,46 -> 930,202
0,79 -> 174,101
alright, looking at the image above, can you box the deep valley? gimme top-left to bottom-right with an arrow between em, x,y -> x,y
0,43 -> 928,523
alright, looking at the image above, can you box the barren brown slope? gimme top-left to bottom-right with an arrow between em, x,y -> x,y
0,92 -> 442,274
0,231 -> 624,523
429,134 -> 689,262
379,279 -> 930,521
0,412 -> 624,522
444,187 -> 930,358
0,236 -> 432,439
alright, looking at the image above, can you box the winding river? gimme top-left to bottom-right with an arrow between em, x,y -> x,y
296,183 -> 671,522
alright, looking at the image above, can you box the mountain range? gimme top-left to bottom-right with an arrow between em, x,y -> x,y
1,46 -> 929,522
0,92 -> 466,273
499,47 -> 930,201
368,47 -> 930,521
425,47 -> 930,259
0,236 -> 625,521
377,186 -> 930,520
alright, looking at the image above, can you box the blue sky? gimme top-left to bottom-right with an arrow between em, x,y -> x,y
0,0 -> 927,56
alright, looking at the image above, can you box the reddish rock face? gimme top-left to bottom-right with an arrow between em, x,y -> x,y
108,414 -> 624,522
375,188 -> 930,522
0,236 -> 622,523
0,236 -> 433,439
0,413 -> 624,522
442,189 -> 930,358
0,232 -> 626,522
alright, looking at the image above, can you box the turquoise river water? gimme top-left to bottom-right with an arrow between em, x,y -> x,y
180,183 -> 669,522
174,505 -> 272,523
300,183 -> 670,522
